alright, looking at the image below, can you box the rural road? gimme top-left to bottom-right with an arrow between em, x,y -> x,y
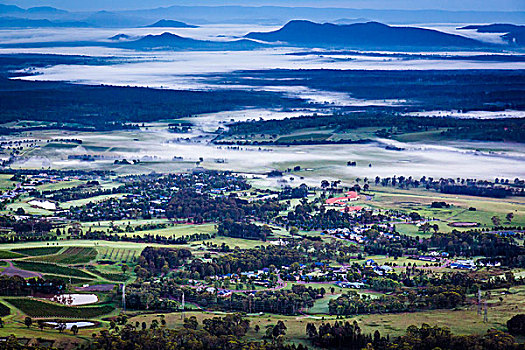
0,259 -> 42,278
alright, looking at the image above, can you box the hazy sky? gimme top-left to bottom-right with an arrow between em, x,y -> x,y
2,0 -> 524,12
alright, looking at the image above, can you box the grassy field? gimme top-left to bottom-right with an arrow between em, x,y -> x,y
13,261 -> 94,279
35,180 -> 86,192
81,221 -> 216,238
60,194 -> 125,209
12,247 -> 62,256
5,196 -> 54,216
0,250 -> 25,259
97,247 -> 139,263
28,247 -> 98,265
366,187 -> 525,230
41,274 -> 93,285
0,174 -> 14,191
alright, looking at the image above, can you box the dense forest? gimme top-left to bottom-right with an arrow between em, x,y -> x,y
212,69 -> 525,111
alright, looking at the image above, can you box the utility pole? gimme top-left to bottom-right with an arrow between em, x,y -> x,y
122,283 -> 126,312
477,289 -> 482,316
483,301 -> 488,323
181,292 -> 185,320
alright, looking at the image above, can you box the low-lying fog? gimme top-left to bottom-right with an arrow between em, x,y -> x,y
9,109 -> 525,185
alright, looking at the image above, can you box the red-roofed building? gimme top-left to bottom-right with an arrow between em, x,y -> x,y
325,191 -> 360,205
346,191 -> 359,200
344,206 -> 363,213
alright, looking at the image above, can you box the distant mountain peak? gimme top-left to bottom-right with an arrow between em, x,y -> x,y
109,33 -> 132,41
26,6 -> 68,14
145,19 -> 198,28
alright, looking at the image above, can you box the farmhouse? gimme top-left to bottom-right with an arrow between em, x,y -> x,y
451,259 -> 476,270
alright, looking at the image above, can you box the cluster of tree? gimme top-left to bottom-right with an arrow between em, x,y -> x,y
439,183 -> 512,198
507,314 -> 525,336
78,229 -> 214,246
430,230 -> 525,266
166,189 -> 283,223
306,320 -> 389,349
329,285 -> 465,315
89,318 -> 304,350
136,247 -> 192,276
217,220 -> 272,241
37,184 -> 122,202
390,324 -> 519,350
46,138 -> 82,144
188,246 -> 311,278
11,219 -> 53,236
431,201 -> 450,208
280,204 -> 393,231
216,138 -> 372,146
371,175 -> 524,198
279,184 -> 309,200
0,276 -> 65,296
363,229 -> 421,258
202,314 -> 250,337
307,321 -> 520,350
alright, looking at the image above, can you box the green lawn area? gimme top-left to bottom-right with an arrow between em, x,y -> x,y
308,293 -> 341,314
0,174 -> 14,191
13,261 -> 94,279
368,187 -> 525,230
35,180 -> 86,191
6,197 -> 54,216
12,247 -> 62,256
0,250 -> 25,259
60,193 -> 125,209
28,247 -> 98,264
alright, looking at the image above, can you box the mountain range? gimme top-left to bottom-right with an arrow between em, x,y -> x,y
0,16 -> 89,27
4,20 -> 524,51
1,3 -> 524,27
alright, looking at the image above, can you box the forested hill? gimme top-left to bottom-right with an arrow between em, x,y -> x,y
459,23 -> 525,46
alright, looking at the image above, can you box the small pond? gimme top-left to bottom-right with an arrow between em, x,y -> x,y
45,321 -> 95,330
48,293 -> 98,306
